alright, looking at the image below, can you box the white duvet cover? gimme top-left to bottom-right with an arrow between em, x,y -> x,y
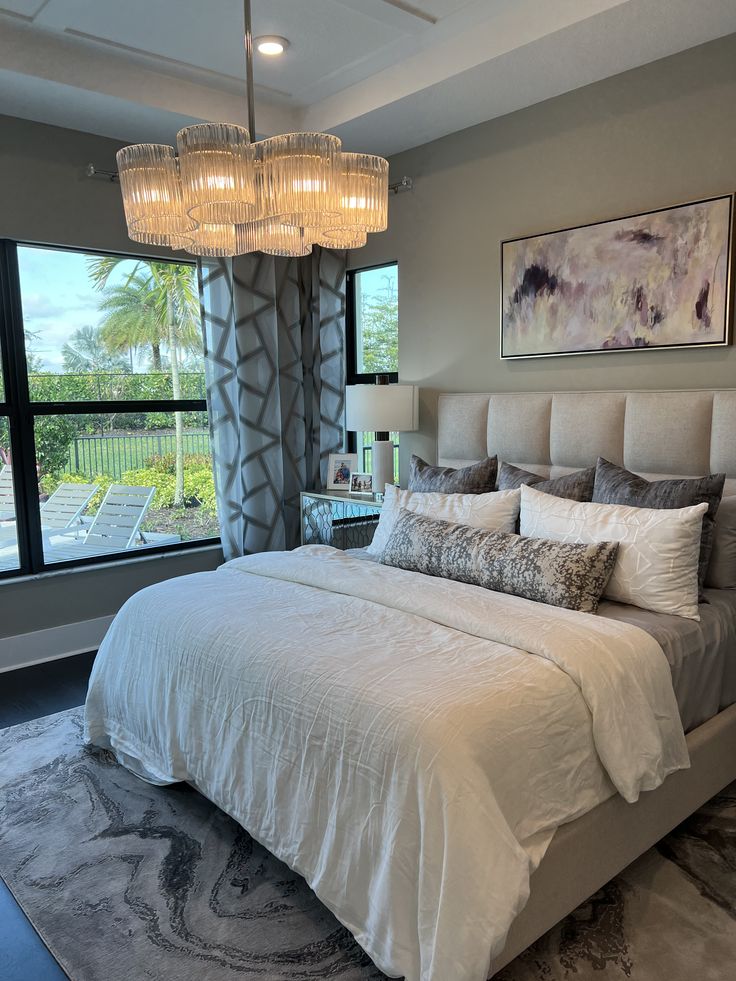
85,546 -> 688,981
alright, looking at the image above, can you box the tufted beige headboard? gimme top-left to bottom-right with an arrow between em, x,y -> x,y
437,390 -> 736,494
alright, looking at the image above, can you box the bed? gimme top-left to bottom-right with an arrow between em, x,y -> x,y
85,388 -> 736,981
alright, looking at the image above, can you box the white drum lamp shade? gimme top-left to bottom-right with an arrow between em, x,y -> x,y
345,384 -> 419,492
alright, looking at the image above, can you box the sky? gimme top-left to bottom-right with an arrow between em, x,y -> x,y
357,264 -> 397,301
16,246 -> 197,373
16,247 -> 395,374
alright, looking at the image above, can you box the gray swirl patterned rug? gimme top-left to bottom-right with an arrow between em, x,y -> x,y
0,710 -> 734,981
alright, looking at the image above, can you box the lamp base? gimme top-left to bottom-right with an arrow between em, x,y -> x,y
371,439 -> 394,493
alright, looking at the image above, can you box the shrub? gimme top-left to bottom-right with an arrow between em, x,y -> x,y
143,451 -> 212,474
120,463 -> 216,514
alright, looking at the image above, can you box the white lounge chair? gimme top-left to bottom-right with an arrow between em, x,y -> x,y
41,482 -> 99,532
0,476 -> 100,538
81,484 -> 156,551
0,465 -> 14,521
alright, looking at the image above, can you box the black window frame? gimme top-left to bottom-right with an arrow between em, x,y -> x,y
345,260 -> 399,386
0,238 -> 219,581
345,261 -> 399,459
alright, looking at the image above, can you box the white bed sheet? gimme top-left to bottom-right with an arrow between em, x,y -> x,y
85,546 -> 687,981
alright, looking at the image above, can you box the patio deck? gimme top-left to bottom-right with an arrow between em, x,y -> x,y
0,530 -> 182,573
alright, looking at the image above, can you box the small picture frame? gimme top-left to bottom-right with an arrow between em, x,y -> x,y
327,453 -> 358,490
350,472 -> 373,494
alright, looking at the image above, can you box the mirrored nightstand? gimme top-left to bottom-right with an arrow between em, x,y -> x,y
300,489 -> 383,550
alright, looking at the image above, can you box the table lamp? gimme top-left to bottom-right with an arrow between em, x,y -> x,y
345,379 -> 419,492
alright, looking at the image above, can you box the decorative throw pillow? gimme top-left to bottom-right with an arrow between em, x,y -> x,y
520,483 -> 708,619
380,508 -> 619,614
592,457 -> 725,594
408,455 -> 497,494
707,495 -> 736,589
366,483 -> 520,557
498,462 -> 596,502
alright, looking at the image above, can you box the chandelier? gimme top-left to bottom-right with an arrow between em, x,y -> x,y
116,0 -> 389,259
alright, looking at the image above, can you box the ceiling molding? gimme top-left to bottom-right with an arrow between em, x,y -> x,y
63,29 -> 292,100
379,1 -> 438,26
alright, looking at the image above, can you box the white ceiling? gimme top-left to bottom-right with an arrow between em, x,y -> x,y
0,0 -> 735,156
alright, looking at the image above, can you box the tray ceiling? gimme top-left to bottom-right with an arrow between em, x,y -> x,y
0,0 -> 735,155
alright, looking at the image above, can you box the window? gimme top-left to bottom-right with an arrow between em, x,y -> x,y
346,262 -> 399,477
0,241 -> 218,578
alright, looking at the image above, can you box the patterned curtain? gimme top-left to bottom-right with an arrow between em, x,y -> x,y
199,248 -> 346,559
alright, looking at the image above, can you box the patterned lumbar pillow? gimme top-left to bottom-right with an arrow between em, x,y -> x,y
408,454 -> 497,494
498,462 -> 596,502
380,507 -> 619,613
592,457 -> 725,595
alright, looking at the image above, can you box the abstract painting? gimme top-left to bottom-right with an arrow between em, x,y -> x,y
501,195 -> 733,359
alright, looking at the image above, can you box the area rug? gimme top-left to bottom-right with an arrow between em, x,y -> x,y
0,710 -> 734,981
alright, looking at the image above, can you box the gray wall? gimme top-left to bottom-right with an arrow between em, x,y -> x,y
0,114 -> 160,255
0,115 -> 222,641
351,35 -> 736,473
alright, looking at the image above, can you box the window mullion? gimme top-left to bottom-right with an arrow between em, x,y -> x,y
0,241 -> 44,573
31,398 -> 207,416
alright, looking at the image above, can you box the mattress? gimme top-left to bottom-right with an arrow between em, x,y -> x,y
598,589 -> 736,732
346,547 -> 736,732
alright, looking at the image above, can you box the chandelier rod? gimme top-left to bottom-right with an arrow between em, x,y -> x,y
244,0 -> 256,139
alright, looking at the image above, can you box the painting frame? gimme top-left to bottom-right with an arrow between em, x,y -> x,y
500,193 -> 735,360
327,453 -> 358,491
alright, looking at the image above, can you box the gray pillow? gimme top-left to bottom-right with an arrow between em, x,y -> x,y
592,457 -> 725,594
498,462 -> 596,502
707,495 -> 736,589
408,454 -> 497,494
380,508 -> 618,614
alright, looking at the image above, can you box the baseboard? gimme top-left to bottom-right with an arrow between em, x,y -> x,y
0,615 -> 114,673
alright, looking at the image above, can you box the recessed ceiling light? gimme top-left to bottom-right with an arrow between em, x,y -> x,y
255,36 -> 289,56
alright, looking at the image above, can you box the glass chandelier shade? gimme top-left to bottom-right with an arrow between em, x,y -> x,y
337,153 -> 389,232
177,123 -> 256,224
116,1 -> 389,257
235,219 -> 312,257
184,222 -> 237,257
264,133 -> 341,228
127,227 -> 192,251
117,144 -> 195,246
307,226 -> 368,250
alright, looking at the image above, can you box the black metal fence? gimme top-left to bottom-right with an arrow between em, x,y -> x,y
67,431 -> 211,479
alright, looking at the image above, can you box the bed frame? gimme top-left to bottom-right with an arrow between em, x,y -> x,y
434,389 -> 736,975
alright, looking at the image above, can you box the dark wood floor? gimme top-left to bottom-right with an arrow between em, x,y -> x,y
0,651 -> 96,981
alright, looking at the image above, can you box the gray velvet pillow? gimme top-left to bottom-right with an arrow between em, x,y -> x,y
380,508 -> 618,613
498,462 -> 596,502
408,454 -> 497,494
592,457 -> 725,594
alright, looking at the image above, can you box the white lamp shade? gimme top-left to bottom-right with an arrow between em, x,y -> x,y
345,384 -> 419,433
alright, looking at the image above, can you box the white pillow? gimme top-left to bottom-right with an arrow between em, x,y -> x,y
367,485 -> 521,557
519,484 -> 708,619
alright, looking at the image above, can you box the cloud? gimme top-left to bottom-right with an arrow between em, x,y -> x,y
21,293 -> 67,320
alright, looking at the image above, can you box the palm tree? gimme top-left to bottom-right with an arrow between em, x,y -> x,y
87,256 -> 202,505
62,325 -> 132,375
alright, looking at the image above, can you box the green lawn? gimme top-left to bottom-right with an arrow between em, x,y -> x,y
65,431 -> 210,479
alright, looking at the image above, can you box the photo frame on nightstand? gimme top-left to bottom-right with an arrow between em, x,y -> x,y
327,453 -> 358,490
350,472 -> 373,494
